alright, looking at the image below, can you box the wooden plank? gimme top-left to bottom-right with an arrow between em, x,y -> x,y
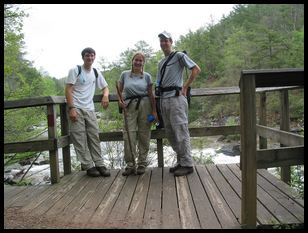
5,185 -> 49,208
239,73 -> 257,228
189,126 -> 240,137
69,169 -> 120,227
86,169 -> 126,228
196,165 -> 239,228
279,89 -> 291,183
44,175 -> 93,217
242,68 -> 304,87
230,164 -> 300,224
258,92 -> 267,149
257,146 -> 304,168
4,139 -> 55,153
256,124 -> 304,146
125,169 -> 151,228
206,164 -> 241,225
151,126 -> 240,140
4,96 -> 56,109
21,171 -> 83,212
256,170 -> 304,222
176,175 -> 201,229
104,173 -> 140,228
227,164 -> 280,225
93,93 -> 118,102
157,139 -> 164,167
59,103 -> 71,175
4,185 -> 30,208
143,167 -> 162,229
161,167 -> 181,229
254,181 -> 301,224
191,86 -> 301,97
187,165 -> 221,229
257,169 -> 304,207
220,164 -> 277,225
56,175 -> 108,224
31,173 -> 88,216
47,104 -> 60,184
4,185 -> 27,197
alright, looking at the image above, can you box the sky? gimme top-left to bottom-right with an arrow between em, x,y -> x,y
21,4 -> 235,79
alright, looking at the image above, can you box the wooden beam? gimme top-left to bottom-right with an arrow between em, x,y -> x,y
256,146 -> 304,169
47,104 -> 60,184
242,68 -> 304,88
4,139 -> 55,153
240,73 -> 257,228
256,124 -> 304,146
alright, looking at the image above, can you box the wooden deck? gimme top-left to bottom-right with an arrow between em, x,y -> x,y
4,164 -> 304,229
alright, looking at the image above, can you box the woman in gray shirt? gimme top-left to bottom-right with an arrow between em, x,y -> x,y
117,52 -> 157,176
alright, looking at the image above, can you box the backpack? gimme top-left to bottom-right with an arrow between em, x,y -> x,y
77,65 -> 98,79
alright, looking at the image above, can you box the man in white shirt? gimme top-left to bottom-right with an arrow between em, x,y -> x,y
65,47 -> 110,177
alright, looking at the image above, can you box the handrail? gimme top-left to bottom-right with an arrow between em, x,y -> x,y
239,68 -> 304,229
4,78 -> 303,186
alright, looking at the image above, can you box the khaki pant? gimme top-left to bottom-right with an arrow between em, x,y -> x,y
123,97 -> 152,168
68,108 -> 106,171
161,95 -> 193,167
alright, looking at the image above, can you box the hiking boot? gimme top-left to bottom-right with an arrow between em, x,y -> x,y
122,167 -> 135,176
174,166 -> 194,177
96,166 -> 111,177
136,166 -> 146,175
87,167 -> 101,177
169,164 -> 181,173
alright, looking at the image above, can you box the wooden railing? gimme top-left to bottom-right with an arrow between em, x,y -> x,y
239,68 -> 304,229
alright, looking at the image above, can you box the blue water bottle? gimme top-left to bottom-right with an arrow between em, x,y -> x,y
147,114 -> 155,123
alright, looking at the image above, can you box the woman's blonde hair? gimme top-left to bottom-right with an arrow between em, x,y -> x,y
130,52 -> 145,77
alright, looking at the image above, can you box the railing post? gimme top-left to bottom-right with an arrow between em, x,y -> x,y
258,92 -> 267,149
280,90 -> 291,184
157,139 -> 164,167
47,104 -> 60,184
240,73 -> 257,229
60,103 -> 71,175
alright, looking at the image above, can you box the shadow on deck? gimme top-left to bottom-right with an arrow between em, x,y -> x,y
4,164 -> 304,229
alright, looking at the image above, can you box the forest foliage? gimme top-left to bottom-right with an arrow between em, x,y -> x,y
4,4 -> 304,144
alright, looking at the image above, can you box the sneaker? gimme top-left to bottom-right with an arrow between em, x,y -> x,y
136,166 -> 146,175
87,167 -> 101,177
122,167 -> 135,176
169,164 -> 181,173
174,166 -> 194,177
96,166 -> 111,177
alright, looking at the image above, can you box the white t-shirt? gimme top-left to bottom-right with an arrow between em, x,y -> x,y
66,65 -> 108,111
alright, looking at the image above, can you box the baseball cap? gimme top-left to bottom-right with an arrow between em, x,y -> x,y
158,31 -> 172,39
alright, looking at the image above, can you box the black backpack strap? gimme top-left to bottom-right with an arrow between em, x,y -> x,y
159,51 -> 178,86
77,65 -> 82,77
77,65 -> 98,79
93,68 -> 98,79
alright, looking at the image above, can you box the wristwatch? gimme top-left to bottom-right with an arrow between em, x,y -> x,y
68,106 -> 76,110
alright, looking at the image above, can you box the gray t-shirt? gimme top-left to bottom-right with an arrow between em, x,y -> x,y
157,51 -> 197,98
119,71 -> 152,101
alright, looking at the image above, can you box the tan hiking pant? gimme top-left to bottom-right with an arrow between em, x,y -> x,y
68,108 -> 106,170
123,97 -> 152,168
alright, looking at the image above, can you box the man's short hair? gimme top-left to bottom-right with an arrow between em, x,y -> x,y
81,47 -> 96,57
